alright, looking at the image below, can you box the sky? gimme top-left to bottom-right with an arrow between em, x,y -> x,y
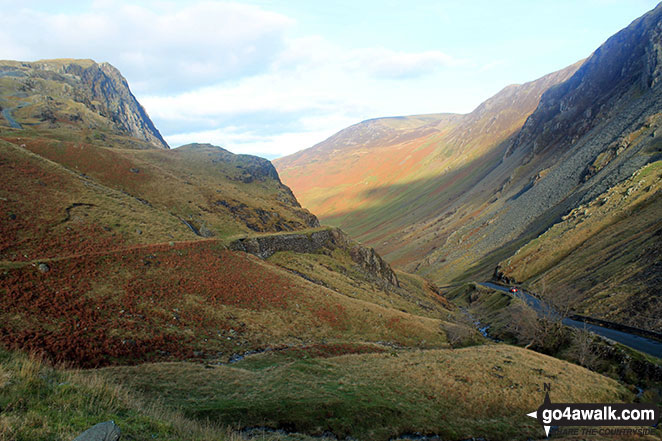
1,1 -> 659,158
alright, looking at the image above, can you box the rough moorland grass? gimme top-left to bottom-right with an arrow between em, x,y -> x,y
0,139 -> 196,262
98,345 -> 631,441
13,133 -> 315,238
0,349 -> 234,441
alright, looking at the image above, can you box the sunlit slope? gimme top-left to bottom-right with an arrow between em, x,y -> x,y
2,136 -> 318,239
276,4 -> 662,300
0,138 -> 196,262
0,134 -> 453,368
275,63 -> 581,269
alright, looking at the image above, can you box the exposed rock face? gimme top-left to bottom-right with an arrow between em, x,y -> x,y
492,265 -> 516,285
347,245 -> 399,287
73,421 -> 121,441
0,59 -> 168,149
475,5 -> 662,251
52,61 -> 168,149
508,4 -> 662,159
230,228 -> 399,287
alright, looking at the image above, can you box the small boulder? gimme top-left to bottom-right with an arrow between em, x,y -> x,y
37,263 -> 50,273
73,421 -> 121,441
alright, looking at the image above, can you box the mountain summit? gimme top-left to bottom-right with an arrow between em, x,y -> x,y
0,58 -> 168,149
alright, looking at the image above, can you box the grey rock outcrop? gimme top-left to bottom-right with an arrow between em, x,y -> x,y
230,228 -> 399,287
61,61 -> 168,149
73,421 -> 121,441
508,3 -> 662,160
0,59 -> 168,149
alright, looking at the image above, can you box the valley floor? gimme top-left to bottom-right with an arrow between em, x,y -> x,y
2,344 -> 651,441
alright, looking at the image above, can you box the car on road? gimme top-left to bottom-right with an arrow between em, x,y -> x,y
509,287 -> 519,293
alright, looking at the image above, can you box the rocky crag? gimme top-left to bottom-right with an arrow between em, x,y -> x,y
230,228 -> 399,288
0,58 -> 168,149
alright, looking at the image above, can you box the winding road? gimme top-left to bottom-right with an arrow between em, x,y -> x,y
1,98 -> 29,129
2,106 -> 22,129
480,282 -> 662,358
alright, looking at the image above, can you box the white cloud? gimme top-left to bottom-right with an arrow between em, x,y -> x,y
348,48 -> 465,79
0,1 -> 294,93
138,33 -> 471,157
1,1 -> 477,158
166,126 -> 345,159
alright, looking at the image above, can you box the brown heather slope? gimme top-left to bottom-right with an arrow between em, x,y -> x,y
276,4 -> 662,332
0,61 -> 320,240
0,132 -> 453,369
0,60 -> 454,368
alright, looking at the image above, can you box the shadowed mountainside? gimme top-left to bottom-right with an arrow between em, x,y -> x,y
274,61 -> 582,273
275,4 -> 662,332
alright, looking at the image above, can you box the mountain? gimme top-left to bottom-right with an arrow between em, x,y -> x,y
0,59 -> 457,370
0,58 -> 168,149
1,48 -> 657,441
274,61 -> 581,271
275,4 -> 662,332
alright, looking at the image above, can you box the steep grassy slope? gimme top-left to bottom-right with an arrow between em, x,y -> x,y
0,129 -> 449,370
4,136 -> 318,239
0,137 -> 319,263
498,160 -> 662,332
0,59 -> 319,243
0,139 -> 195,262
